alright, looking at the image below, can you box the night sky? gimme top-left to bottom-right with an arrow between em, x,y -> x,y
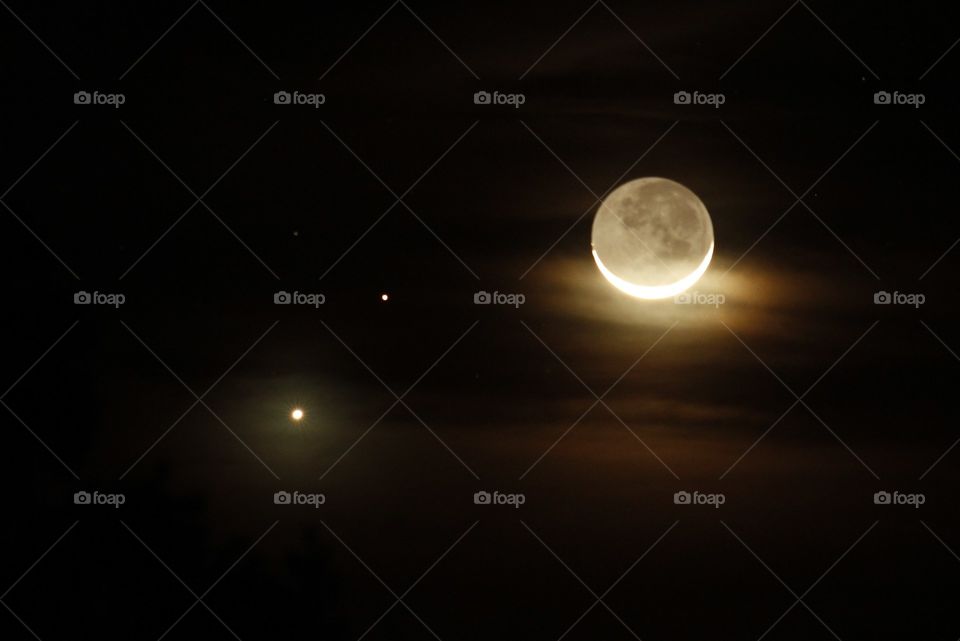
2,1 -> 960,639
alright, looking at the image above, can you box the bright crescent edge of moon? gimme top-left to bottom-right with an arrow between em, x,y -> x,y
592,242 -> 715,300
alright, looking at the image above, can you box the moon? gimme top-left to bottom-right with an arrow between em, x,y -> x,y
591,177 -> 714,299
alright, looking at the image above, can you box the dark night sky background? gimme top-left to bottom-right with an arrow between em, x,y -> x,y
2,1 -> 960,639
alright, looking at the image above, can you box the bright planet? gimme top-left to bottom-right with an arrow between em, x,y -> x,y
591,177 -> 714,299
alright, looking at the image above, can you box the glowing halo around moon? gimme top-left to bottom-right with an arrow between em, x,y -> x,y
591,177 -> 714,300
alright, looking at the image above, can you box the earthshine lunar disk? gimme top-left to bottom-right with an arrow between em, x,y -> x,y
591,177 -> 714,299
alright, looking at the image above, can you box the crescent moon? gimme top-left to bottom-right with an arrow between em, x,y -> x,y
590,177 -> 714,300
592,242 -> 714,299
